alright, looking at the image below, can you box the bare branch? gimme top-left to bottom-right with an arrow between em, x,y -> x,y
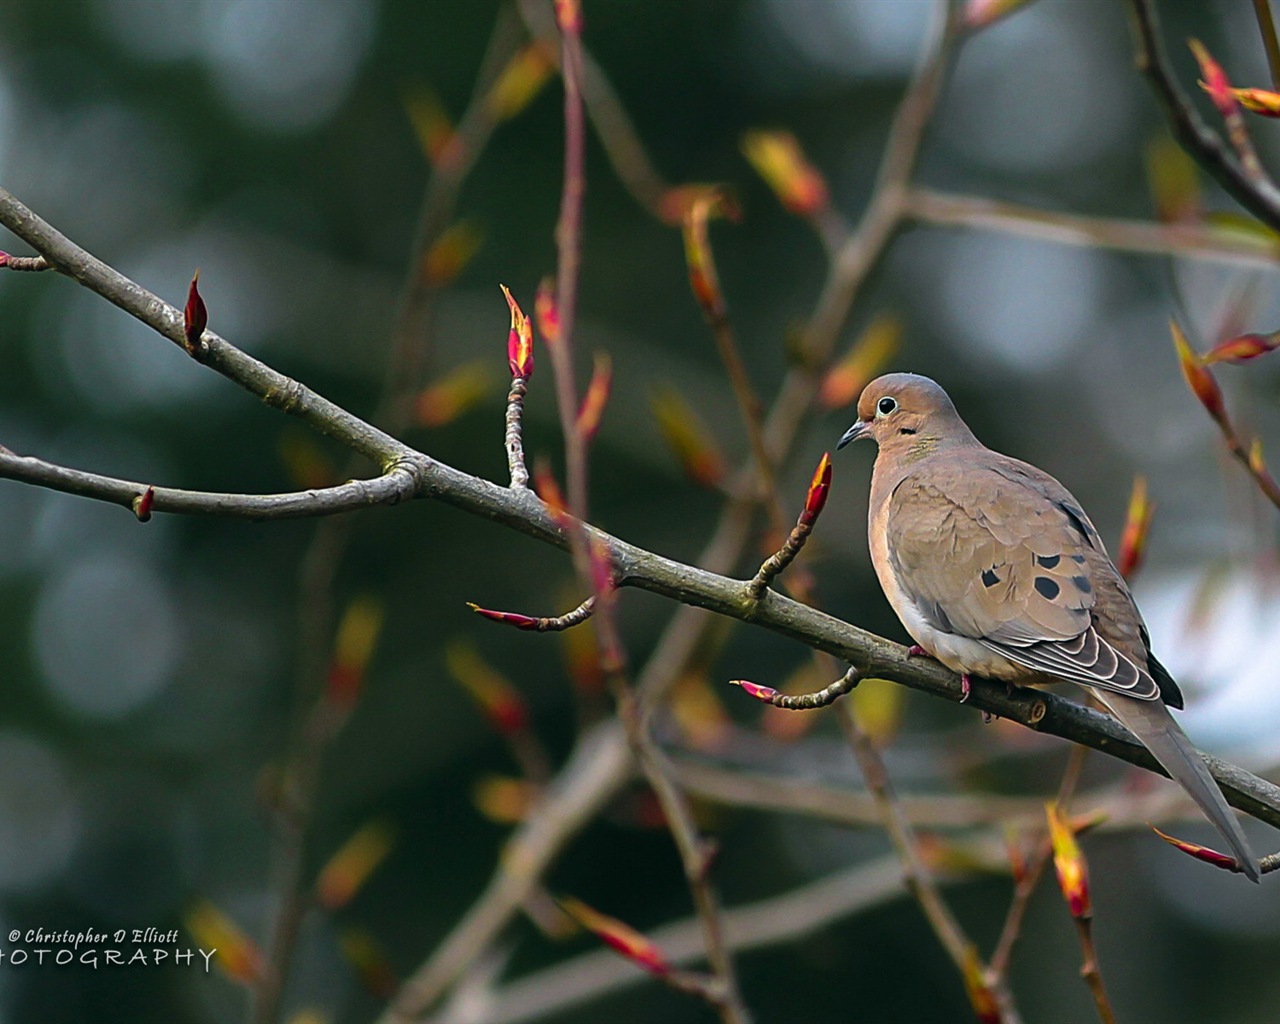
906,186 -> 1280,268
0,448 -> 420,519
429,855 -> 912,1024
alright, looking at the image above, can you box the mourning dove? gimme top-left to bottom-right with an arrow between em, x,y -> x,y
838,372 -> 1261,882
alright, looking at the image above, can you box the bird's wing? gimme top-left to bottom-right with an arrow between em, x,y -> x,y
885,455 -> 1159,701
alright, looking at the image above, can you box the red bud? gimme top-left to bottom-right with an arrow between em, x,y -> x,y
501,284 -> 534,378
1191,39 -> 1238,120
183,271 -> 207,355
467,603 -> 543,631
1152,825 -> 1252,874
804,453 -> 832,517
1171,320 -> 1228,427
731,679 -> 779,703
131,485 -> 155,523
1203,331 -> 1280,364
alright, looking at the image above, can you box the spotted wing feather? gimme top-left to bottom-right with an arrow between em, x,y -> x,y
887,456 -> 1160,701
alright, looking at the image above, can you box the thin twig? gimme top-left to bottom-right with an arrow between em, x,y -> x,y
0,252 -> 49,271
988,745 -> 1087,978
1074,916 -> 1118,1024
469,595 -> 595,632
516,0 -> 671,218
0,450 -> 419,519
835,704 -> 1004,1017
551,4 -> 589,523
504,376 -> 530,488
615,685 -> 749,1024
683,202 -> 785,536
906,186 -> 1280,268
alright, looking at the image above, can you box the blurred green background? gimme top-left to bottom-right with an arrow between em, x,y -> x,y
1,0 -> 1279,1022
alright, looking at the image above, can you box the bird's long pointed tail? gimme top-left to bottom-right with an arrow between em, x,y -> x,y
1095,691 -> 1260,883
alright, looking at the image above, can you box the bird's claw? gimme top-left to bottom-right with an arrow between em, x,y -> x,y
959,673 -> 972,703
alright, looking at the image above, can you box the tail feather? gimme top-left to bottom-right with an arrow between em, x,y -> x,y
1094,690 -> 1260,883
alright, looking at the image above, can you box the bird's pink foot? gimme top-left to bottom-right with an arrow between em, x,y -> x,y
959,673 -> 972,703
982,711 -> 996,724
907,644 -> 930,658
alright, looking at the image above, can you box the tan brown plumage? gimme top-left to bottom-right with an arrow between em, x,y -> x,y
840,372 -> 1259,882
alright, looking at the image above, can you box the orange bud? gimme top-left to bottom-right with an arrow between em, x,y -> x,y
278,433 -> 339,490
446,641 -> 530,736
183,270 -> 207,355
472,774 -> 541,823
1047,801 -> 1091,919
535,276 -> 561,347
1171,320 -> 1228,426
316,819 -> 396,910
421,220 -> 483,287
487,44 -> 554,121
819,314 -> 902,409
327,596 -> 384,708
185,899 -> 263,985
963,0 -> 1036,32
575,353 -> 612,443
1151,825 -> 1250,874
1203,330 -> 1280,364
556,896 -> 670,975
554,0 -> 583,35
415,361 -> 496,428
1231,86 -> 1280,117
339,929 -> 399,999
1249,437 -> 1268,477
656,183 -> 738,227
804,452 -> 832,517
741,129 -> 829,217
960,946 -> 1001,1024
533,460 -> 570,522
1116,475 -> 1154,581
132,485 -> 155,523
501,284 -> 534,378
404,86 -> 456,167
1191,39 -> 1238,120
1145,136 -> 1201,223
650,386 -> 727,488
731,679 -> 779,703
682,192 -> 730,319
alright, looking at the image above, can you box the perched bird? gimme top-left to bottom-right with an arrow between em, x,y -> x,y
838,372 -> 1260,882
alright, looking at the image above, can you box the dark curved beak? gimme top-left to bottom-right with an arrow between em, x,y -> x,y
837,421 -> 868,449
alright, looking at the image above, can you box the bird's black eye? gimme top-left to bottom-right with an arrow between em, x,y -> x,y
876,397 -> 897,416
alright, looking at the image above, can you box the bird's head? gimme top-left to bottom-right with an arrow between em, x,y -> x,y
837,373 -> 974,453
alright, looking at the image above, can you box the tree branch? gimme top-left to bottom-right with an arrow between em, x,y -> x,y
1128,0 -> 1280,233
0,448 -> 420,519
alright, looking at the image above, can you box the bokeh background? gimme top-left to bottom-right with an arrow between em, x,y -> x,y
1,0 -> 1279,1021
